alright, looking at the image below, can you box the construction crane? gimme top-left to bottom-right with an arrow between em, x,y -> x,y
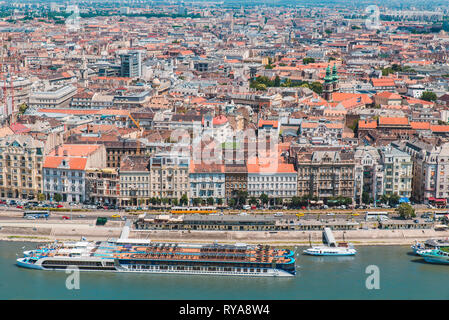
128,112 -> 143,155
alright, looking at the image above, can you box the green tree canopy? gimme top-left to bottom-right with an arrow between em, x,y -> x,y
303,57 -> 315,65
19,103 -> 28,114
396,203 -> 416,219
259,193 -> 269,205
207,197 -> 214,205
421,91 -> 437,102
180,194 -> 188,206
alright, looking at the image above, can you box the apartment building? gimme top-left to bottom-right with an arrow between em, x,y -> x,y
43,144 -> 106,202
148,153 -> 190,200
189,162 -> 225,202
224,163 -> 248,204
29,84 -> 77,108
247,159 -> 297,201
379,145 -> 413,199
86,168 -> 119,205
400,140 -> 449,204
296,150 -> 355,201
0,135 -> 44,200
119,156 -> 150,206
354,146 -> 384,204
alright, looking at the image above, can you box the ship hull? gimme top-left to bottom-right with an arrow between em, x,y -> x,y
303,252 -> 356,256
422,257 -> 449,264
16,259 -> 294,277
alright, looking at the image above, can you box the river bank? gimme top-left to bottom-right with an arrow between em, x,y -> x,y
1,218 -> 449,245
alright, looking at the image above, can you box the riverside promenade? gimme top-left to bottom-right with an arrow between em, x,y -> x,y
1,218 -> 449,246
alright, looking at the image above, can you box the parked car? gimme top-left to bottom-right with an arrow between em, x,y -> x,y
26,215 -> 36,220
62,216 -> 70,220
56,204 -> 64,208
16,205 -> 23,209
111,214 -> 121,219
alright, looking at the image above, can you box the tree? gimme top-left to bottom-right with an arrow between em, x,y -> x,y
37,193 -> 45,202
19,103 -> 28,114
421,91 -> 437,102
303,57 -> 315,65
172,198 -> 178,206
192,198 -> 201,206
53,193 -> 62,202
180,194 -> 188,206
207,197 -> 214,205
259,193 -> 269,205
236,191 -> 248,205
362,192 -> 373,204
228,198 -> 236,207
290,196 -> 301,208
309,82 -> 323,95
396,203 -> 416,219
388,193 -> 400,207
217,198 -> 223,206
274,75 -> 281,87
249,197 -> 258,205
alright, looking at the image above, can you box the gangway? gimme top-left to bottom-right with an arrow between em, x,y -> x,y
322,227 -> 337,247
119,219 -> 132,240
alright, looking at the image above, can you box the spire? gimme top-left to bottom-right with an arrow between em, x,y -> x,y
332,64 -> 339,81
324,65 -> 333,83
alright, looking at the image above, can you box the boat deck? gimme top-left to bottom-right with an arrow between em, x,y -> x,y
25,242 -> 293,264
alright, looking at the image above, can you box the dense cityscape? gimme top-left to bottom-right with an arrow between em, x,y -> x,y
1,0 -> 449,301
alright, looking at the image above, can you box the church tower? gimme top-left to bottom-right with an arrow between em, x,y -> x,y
332,64 -> 339,93
322,65 -> 334,101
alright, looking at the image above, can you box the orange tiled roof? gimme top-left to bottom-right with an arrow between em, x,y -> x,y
43,156 -> 88,170
410,122 -> 431,130
430,125 -> 449,133
378,117 -> 409,126
49,144 -> 101,157
358,120 -> 377,129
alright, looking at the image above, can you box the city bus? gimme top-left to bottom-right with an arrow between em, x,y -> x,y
23,210 -> 50,219
170,206 -> 217,215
